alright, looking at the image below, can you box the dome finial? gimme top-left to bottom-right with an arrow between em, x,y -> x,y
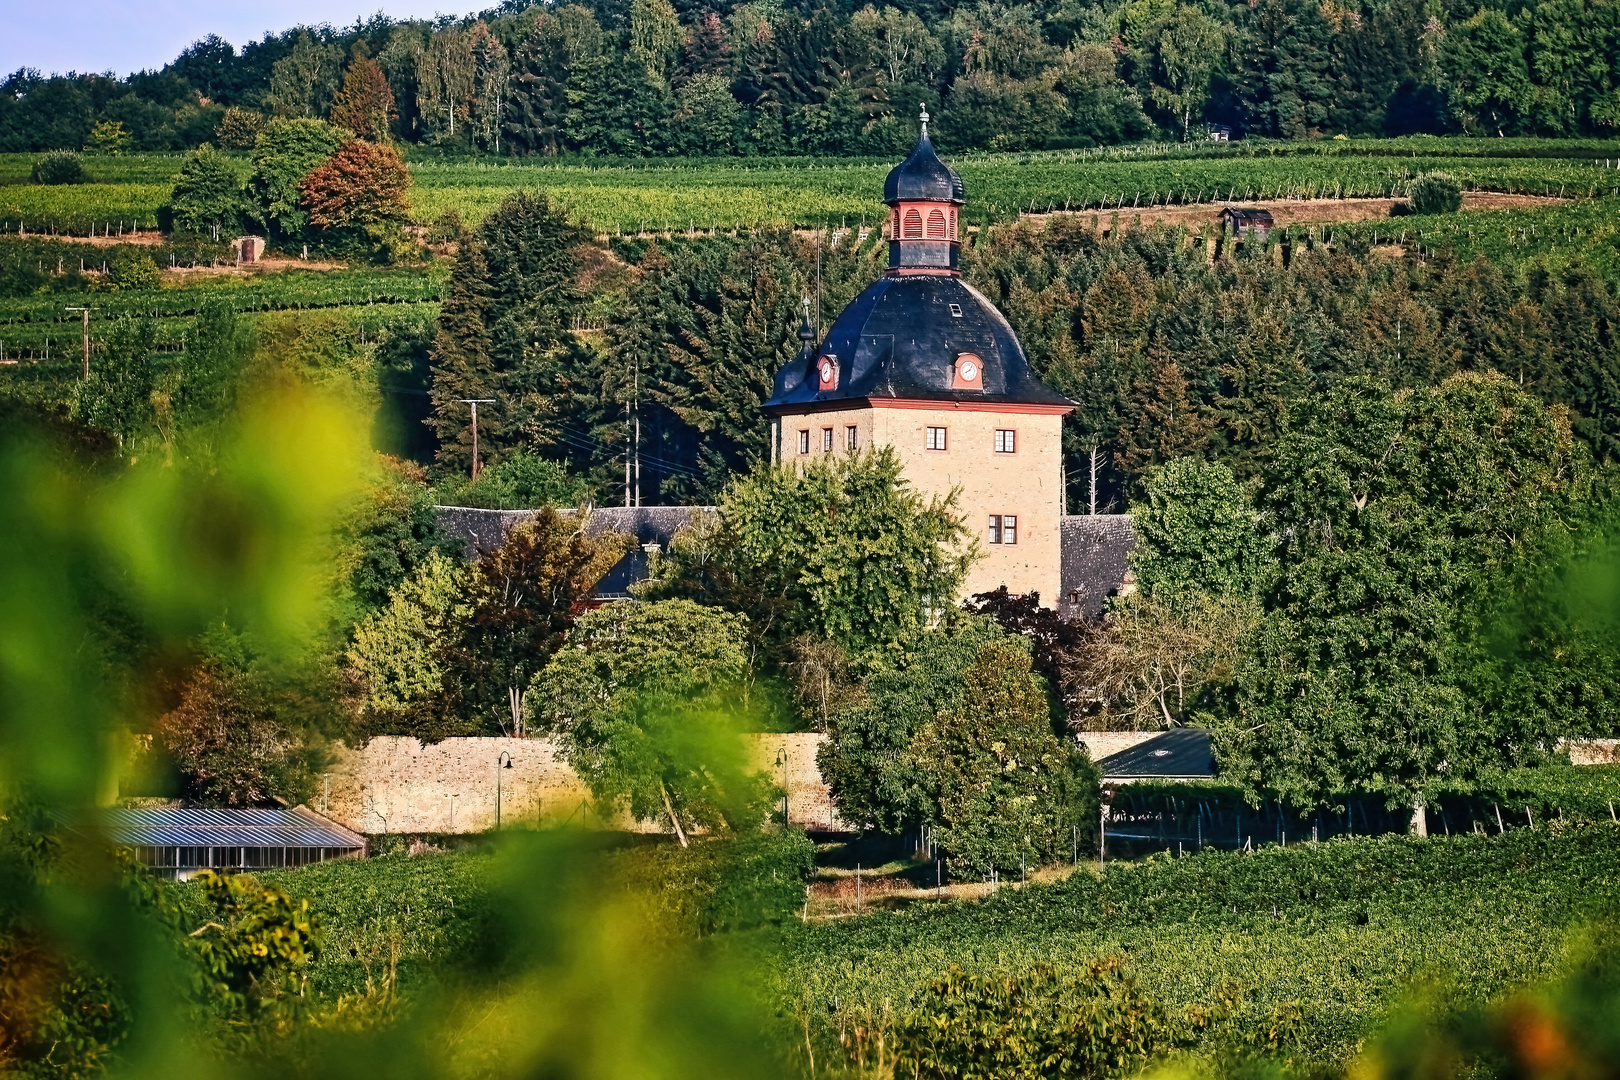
920,104 -> 929,137
798,297 -> 816,343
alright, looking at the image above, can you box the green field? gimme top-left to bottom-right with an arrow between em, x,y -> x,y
4,140 -> 1619,235
770,823 -> 1620,1070
159,820 -> 1620,1074
0,264 -> 447,356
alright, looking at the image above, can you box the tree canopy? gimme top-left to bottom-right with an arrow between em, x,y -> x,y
1213,374 -> 1603,812
529,598 -> 772,843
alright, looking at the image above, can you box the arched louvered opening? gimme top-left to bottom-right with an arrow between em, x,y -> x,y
890,208 -> 900,237
903,208 -> 923,239
927,209 -> 947,238
949,209 -> 957,236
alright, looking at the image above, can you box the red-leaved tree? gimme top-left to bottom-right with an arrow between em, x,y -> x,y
299,140 -> 412,231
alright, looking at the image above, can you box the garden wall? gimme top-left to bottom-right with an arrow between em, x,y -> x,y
321,733 -> 844,836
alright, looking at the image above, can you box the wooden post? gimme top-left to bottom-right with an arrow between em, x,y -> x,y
64,307 -> 94,379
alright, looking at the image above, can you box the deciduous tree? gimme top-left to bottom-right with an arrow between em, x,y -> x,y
298,139 -> 411,231
529,598 -> 771,843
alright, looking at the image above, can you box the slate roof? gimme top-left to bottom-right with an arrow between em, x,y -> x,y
85,806 -> 366,850
1060,514 -> 1136,620
1095,728 -> 1216,781
434,505 -> 705,600
763,275 -> 1074,411
883,130 -> 965,205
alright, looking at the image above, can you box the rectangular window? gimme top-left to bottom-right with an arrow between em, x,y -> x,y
1003,515 -> 1017,544
822,427 -> 834,452
926,426 -> 948,451
846,425 -> 858,450
798,429 -> 810,455
988,515 -> 1002,544
994,429 -> 1017,453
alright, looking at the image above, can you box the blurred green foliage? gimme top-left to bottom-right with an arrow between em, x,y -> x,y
888,959 -> 1173,1080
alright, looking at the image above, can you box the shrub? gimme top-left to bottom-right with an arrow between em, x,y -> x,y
107,248 -> 161,291
889,960 -> 1174,1080
438,451 -> 586,509
30,150 -> 86,184
1410,172 -> 1463,215
299,140 -> 412,232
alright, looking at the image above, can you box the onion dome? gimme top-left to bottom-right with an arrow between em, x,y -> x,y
883,109 -> 966,272
883,111 -> 965,205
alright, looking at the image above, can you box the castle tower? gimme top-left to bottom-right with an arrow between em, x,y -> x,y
762,113 -> 1075,605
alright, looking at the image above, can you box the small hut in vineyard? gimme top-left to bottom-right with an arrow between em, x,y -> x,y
1220,207 -> 1274,238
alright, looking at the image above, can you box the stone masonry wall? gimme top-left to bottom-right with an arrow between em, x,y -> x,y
775,404 -> 1067,602
322,733 -> 845,836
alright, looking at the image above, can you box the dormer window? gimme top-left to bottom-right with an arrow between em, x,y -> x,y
817,355 -> 839,392
952,352 -> 984,390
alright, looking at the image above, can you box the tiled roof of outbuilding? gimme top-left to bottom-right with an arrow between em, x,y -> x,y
1060,514 -> 1135,620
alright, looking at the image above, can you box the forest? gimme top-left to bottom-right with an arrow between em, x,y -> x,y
3,0 -> 1620,159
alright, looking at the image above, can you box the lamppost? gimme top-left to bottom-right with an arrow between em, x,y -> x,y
775,746 -> 789,826
496,752 -> 514,829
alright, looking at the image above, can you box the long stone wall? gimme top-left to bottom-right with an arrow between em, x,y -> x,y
321,733 -> 845,836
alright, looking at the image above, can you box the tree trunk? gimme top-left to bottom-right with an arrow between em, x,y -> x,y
661,782 -> 689,848
1409,796 -> 1428,838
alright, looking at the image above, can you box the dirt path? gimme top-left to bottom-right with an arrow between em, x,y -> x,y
161,255 -> 348,279
1024,191 -> 1569,229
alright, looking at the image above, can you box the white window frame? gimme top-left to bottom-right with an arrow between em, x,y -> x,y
798,429 -> 810,455
845,425 -> 858,450
822,427 -> 834,452
994,429 -> 1016,453
926,426 -> 948,451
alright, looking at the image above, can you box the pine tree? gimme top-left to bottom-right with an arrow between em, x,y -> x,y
1114,333 -> 1210,486
428,238 -> 497,475
330,44 -> 397,141
506,13 -> 570,156
659,233 -> 803,501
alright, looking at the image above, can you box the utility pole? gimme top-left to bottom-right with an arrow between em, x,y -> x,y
634,358 -> 641,507
64,307 -> 95,380
458,399 -> 495,479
